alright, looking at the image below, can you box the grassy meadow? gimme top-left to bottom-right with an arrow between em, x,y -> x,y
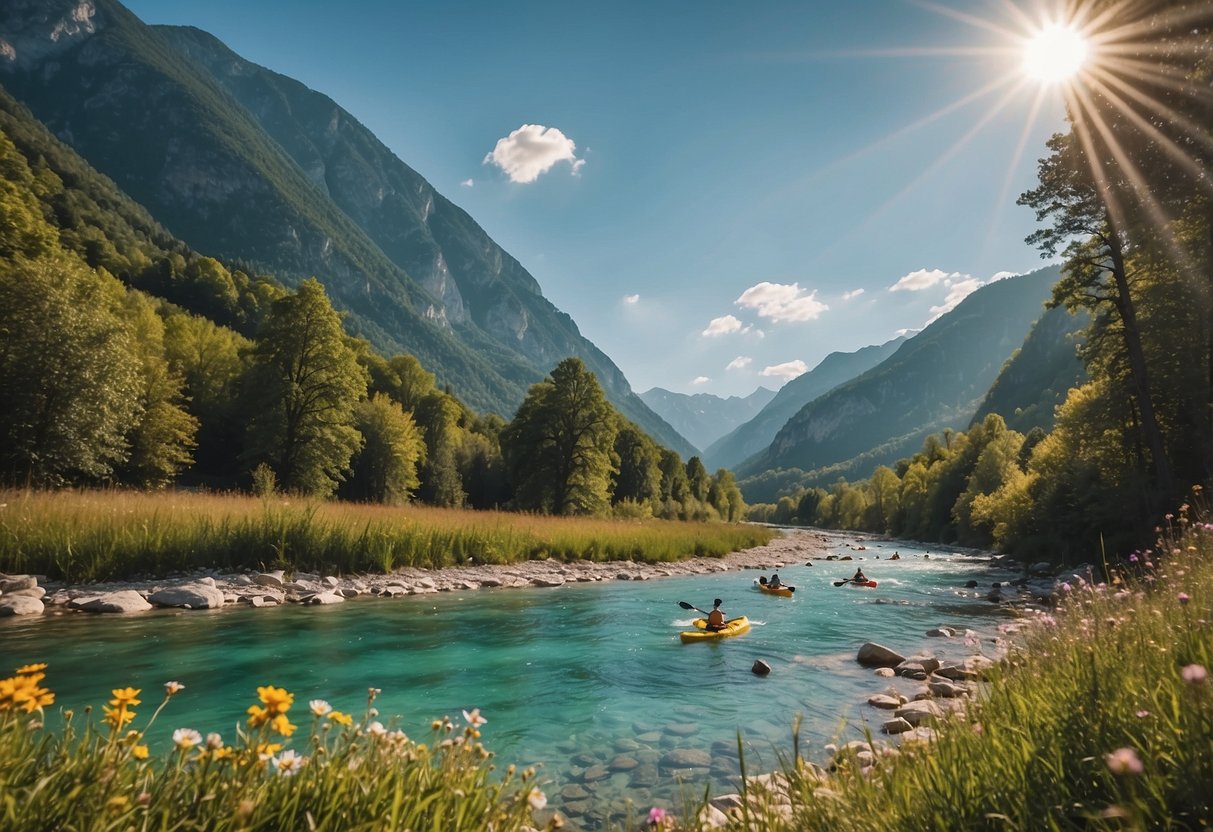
0,489 -> 775,583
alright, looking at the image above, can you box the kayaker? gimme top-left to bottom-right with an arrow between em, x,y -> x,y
758,576 -> 768,586
706,599 -> 726,631
851,567 -> 869,584
768,573 -> 783,589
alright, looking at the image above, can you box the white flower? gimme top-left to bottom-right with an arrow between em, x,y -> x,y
206,732 -> 223,750
367,721 -> 386,736
271,749 -> 306,776
387,729 -> 409,743
309,699 -> 332,717
164,681 -> 185,696
528,788 -> 547,811
463,708 -> 487,728
173,728 -> 203,749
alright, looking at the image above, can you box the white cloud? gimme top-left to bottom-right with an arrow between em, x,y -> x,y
736,282 -> 829,322
692,376 -> 711,386
842,288 -> 865,301
889,268 -> 950,292
460,178 -> 475,188
989,270 -> 1018,282
928,277 -> 984,321
760,360 -> 808,381
702,315 -> 744,337
483,124 -> 583,183
726,356 -> 752,371
895,327 -> 921,337
623,294 -> 640,305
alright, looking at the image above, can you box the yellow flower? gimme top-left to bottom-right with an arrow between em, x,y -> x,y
106,795 -> 129,815
327,710 -> 353,726
247,704 -> 270,728
16,663 -> 47,675
132,745 -> 149,760
255,686 -> 293,715
103,705 -> 136,729
109,687 -> 142,708
211,747 -> 234,761
270,713 -> 296,737
0,674 -> 55,714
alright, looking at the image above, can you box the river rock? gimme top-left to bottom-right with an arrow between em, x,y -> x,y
881,717 -> 914,735
629,763 -> 659,787
928,680 -> 968,698
857,642 -> 905,667
149,583 -> 226,609
3,586 -> 46,600
69,590 -> 152,614
896,663 -> 929,680
560,784 -> 591,801
873,667 -> 896,677
340,588 -> 360,598
752,659 -> 771,676
1028,561 -> 1054,576
926,627 -> 955,637
710,794 -> 744,813
934,664 -> 976,681
902,655 -> 941,674
1,575 -> 38,593
964,655 -> 996,678
581,764 -> 610,782
322,576 -> 340,589
894,700 -> 945,727
660,748 -> 712,769
307,592 -> 345,605
254,571 -> 285,588
0,595 -> 44,616
635,730 -> 662,743
867,694 -> 902,709
699,805 -> 729,829
531,577 -> 565,588
608,754 -> 639,771
664,722 -> 699,737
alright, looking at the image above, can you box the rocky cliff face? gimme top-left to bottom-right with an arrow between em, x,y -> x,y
0,0 -> 692,454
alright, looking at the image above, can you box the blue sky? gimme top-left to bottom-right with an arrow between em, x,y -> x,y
127,0 -> 1068,398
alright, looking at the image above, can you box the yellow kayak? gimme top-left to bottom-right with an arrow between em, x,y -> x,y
756,582 -> 794,597
680,616 -> 751,643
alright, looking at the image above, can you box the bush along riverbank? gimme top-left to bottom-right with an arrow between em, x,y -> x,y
0,489 -> 774,584
662,508 -> 1213,831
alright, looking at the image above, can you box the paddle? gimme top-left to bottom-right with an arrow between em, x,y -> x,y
678,600 -> 709,615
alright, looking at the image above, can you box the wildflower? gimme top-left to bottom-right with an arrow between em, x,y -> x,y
111,687 -> 142,707
1105,747 -> 1143,776
206,732 -> 223,749
0,672 -> 55,714
367,721 -> 386,736
103,704 -> 136,729
1135,710 -> 1150,718
132,745 -> 149,760
1178,592 -> 1191,605
173,728 -> 203,750
1061,582 -> 1072,594
1181,664 -> 1208,685
463,708 -> 487,728
256,686 -> 293,714
106,795 -> 129,815
164,681 -> 185,696
328,710 -> 353,727
270,713 -> 296,737
137,792 -> 151,806
270,749 -> 306,776
1129,553 -> 1138,563
528,788 -> 547,811
648,807 -> 670,827
309,699 -> 332,717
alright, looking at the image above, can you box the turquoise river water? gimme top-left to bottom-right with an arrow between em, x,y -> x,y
0,535 -> 1021,828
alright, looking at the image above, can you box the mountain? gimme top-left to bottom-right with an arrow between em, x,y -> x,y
638,387 -> 775,455
0,0 -> 694,456
970,304 -> 1088,434
737,266 -> 1062,492
703,338 -> 905,470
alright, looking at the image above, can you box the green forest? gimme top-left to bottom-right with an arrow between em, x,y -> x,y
749,8 -> 1213,562
0,90 -> 741,522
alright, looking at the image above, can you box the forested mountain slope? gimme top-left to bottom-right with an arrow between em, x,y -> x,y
705,338 -> 905,470
0,0 -> 692,455
639,387 -> 775,454
737,267 -> 1061,492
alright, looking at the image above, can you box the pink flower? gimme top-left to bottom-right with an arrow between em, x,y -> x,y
1181,664 -> 1208,685
648,807 -> 669,826
1177,592 -> 1190,605
1105,747 -> 1143,776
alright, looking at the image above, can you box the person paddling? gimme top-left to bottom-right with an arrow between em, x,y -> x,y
706,598 -> 727,631
851,567 -> 869,584
768,573 -> 783,589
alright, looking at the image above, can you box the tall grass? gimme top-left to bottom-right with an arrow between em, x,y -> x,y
0,489 -> 774,582
692,514 -> 1213,831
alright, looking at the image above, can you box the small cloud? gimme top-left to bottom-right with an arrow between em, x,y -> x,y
927,276 -> 983,321
842,288 -> 865,301
989,270 -> 1018,282
702,315 -> 745,337
483,124 -> 583,183
623,293 -> 640,305
895,327 -> 921,337
726,356 -> 752,371
889,268 -> 949,292
760,360 -> 808,381
691,376 -> 711,386
460,178 -> 475,188
736,282 -> 828,322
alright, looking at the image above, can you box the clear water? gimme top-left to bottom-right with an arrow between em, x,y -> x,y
0,536 -> 1018,827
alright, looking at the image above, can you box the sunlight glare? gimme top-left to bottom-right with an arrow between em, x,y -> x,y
1023,23 -> 1088,84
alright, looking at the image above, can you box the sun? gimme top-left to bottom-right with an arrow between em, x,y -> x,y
1022,22 -> 1089,84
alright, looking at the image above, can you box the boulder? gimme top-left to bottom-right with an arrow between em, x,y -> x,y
699,805 -> 729,829
0,575 -> 38,593
307,592 -> 345,605
531,577 -> 565,588
340,588 -> 360,598
928,680 -> 968,698
69,591 -> 152,614
322,576 -> 340,589
894,700 -> 945,727
926,627 -> 955,638
881,717 -> 915,735
0,595 -> 44,616
149,583 -> 226,610
856,642 -> 906,667
660,748 -> 712,769
751,660 -> 771,676
3,586 -> 46,600
1028,561 -> 1054,577
254,571 -> 285,589
895,662 -> 928,680
873,667 -> 896,677
867,694 -> 902,709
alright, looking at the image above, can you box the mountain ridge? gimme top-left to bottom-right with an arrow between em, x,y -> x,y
638,386 -> 775,455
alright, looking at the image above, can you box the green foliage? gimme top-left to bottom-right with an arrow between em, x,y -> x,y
344,394 -> 426,504
612,423 -> 662,507
242,279 -> 368,497
502,358 -> 619,515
